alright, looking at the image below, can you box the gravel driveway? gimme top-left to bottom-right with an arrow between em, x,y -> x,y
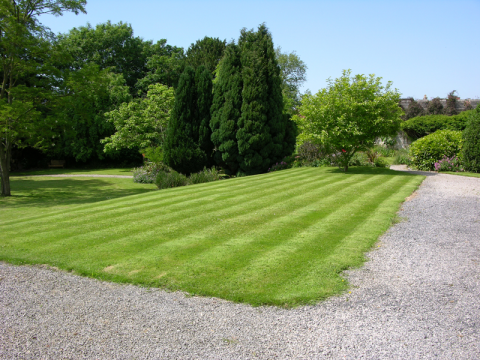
1,170 -> 479,359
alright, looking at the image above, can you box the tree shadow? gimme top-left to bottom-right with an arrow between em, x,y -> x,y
1,178 -> 156,209
325,166 -> 436,176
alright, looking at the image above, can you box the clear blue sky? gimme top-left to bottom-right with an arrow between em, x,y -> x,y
40,0 -> 480,99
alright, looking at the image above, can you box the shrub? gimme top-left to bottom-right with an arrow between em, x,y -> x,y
373,145 -> 395,157
427,97 -> 444,115
434,156 -> 463,172
444,90 -> 458,116
401,110 -> 474,139
155,170 -> 189,189
365,148 -> 380,163
297,141 -> 334,167
392,149 -> 411,165
409,130 -> 463,170
404,98 -> 425,120
133,162 -> 168,184
268,161 -> 289,172
297,141 -> 322,162
374,157 -> 388,168
464,99 -> 473,111
189,167 -> 221,184
310,158 -> 332,167
461,106 -> 480,172
348,152 -> 370,166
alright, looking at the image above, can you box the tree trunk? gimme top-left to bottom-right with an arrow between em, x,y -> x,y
0,144 -> 12,196
344,164 -> 349,173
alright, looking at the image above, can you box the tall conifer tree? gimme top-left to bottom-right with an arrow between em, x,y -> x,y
195,66 -> 214,167
211,25 -> 296,175
210,44 -> 243,174
164,66 -> 206,174
236,24 -> 291,175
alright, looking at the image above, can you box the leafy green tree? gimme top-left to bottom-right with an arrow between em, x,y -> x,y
210,43 -> 243,174
57,21 -> 151,93
102,83 -> 175,154
461,106 -> 480,172
295,70 -> 403,172
136,40 -> 185,92
275,47 -> 307,115
236,24 -> 290,175
0,0 -> 86,196
186,36 -> 226,76
427,97 -> 444,115
163,66 -> 206,175
195,65 -> 214,166
403,98 -> 424,120
52,64 -> 131,163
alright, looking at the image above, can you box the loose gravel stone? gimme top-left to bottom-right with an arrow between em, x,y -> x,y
1,172 -> 479,359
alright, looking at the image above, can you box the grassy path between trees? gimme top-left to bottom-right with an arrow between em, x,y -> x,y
0,167 -> 424,306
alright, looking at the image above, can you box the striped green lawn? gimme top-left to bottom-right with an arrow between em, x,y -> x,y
0,167 -> 424,306
442,171 -> 480,178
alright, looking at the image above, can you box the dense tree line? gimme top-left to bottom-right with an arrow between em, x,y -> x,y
1,0 -> 305,196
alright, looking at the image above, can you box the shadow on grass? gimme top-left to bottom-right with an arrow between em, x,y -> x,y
11,168 -> 133,176
325,166 -> 435,177
2,177 -> 156,209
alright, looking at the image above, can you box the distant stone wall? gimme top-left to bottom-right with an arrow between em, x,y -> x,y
399,98 -> 479,113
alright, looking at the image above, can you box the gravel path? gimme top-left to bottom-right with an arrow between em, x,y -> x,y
1,171 -> 479,359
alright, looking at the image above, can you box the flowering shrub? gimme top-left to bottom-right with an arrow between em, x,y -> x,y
434,156 -> 463,172
133,162 -> 168,184
409,130 -> 463,170
189,167 -> 221,184
268,161 -> 289,172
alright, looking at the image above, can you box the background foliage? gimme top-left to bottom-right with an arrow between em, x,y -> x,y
409,130 -> 463,171
461,107 -> 480,173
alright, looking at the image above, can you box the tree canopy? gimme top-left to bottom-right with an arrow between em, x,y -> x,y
163,66 -> 207,175
294,70 -> 402,172
186,36 -> 226,76
57,21 -> 150,93
275,47 -> 307,115
0,0 -> 86,196
102,83 -> 175,153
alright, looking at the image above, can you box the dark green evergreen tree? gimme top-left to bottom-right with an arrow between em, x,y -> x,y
236,24 -> 291,175
462,106 -> 480,172
163,66 -> 206,175
186,37 -> 226,76
195,65 -> 214,167
210,43 -> 243,174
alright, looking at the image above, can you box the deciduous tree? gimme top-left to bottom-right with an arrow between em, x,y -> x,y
275,47 -> 307,115
0,0 -> 86,196
294,70 -> 402,172
102,83 -> 175,154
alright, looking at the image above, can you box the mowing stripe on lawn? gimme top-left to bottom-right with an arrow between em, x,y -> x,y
0,167 -> 425,306
15,171 -> 358,262
92,173 -> 376,278
1,167 -> 314,228
1,169 -> 333,252
160,175 -> 403,302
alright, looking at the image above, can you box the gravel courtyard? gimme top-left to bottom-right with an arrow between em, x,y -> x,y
1,171 -> 479,359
